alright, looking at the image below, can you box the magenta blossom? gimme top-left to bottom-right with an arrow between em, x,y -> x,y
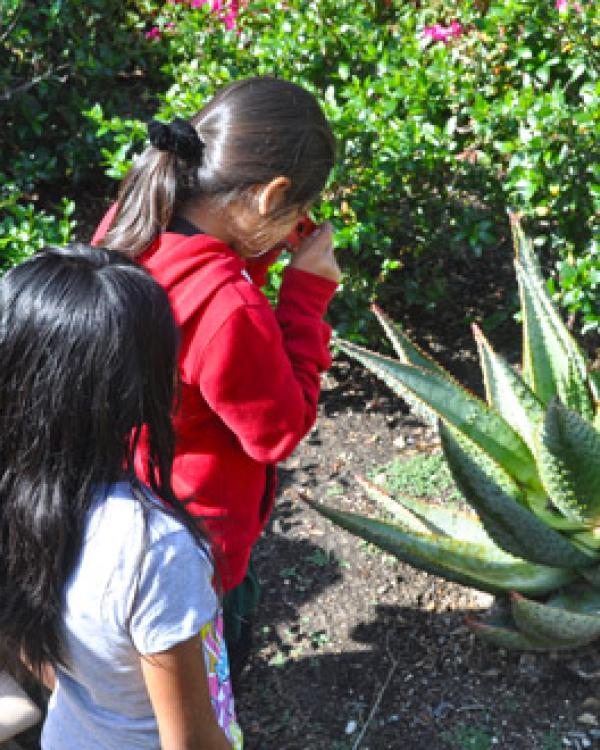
422,20 -> 463,44
155,0 -> 243,33
556,0 -> 583,12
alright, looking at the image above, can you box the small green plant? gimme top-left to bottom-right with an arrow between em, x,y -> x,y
441,724 -> 495,750
540,731 -> 563,750
376,451 -> 462,503
313,215 -> 600,651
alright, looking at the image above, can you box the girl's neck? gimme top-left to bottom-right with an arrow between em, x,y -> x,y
179,203 -> 239,251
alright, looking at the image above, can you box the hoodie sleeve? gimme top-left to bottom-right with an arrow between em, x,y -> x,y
192,267 -> 337,463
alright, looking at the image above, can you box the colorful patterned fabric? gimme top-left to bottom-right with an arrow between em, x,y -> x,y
200,612 -> 244,749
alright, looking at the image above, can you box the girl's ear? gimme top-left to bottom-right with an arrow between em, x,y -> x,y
257,176 -> 291,216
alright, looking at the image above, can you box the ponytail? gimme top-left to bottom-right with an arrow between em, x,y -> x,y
101,77 -> 335,258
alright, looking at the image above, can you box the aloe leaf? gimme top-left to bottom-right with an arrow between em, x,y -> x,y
568,530 -> 600,552
511,217 -> 593,419
516,261 -> 585,410
370,304 -> 455,381
356,474 -> 493,545
564,357 -> 596,423
511,592 -> 600,645
354,475 -> 432,535
536,399 -> 600,524
580,564 -> 600,588
310,501 -> 576,596
466,614 -> 583,651
511,218 -> 584,371
440,422 -> 594,568
337,339 -> 537,487
336,340 -> 438,427
548,584 -> 600,615
524,489 -> 590,532
472,322 -> 544,453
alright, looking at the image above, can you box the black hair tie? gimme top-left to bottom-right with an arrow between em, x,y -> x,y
148,118 -> 205,166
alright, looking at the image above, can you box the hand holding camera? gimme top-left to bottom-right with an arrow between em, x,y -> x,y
288,217 -> 340,284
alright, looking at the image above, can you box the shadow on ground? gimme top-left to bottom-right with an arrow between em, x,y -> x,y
238,512 -> 598,750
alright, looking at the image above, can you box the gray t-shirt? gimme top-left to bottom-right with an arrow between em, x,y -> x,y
41,482 -> 217,750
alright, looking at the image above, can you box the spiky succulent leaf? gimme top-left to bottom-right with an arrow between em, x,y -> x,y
466,614 -> 584,651
524,488 -> 590,532
568,530 -> 600,553
511,592 -> 600,645
548,584 -> 600,615
310,501 -> 576,595
511,214 -> 593,419
337,340 -> 537,487
536,399 -> 600,524
472,323 -> 545,453
355,475 -> 493,545
580,564 -> 600,587
353,475 -> 432,535
336,339 -> 439,427
516,261 -> 589,414
440,422 -> 593,568
370,304 -> 456,382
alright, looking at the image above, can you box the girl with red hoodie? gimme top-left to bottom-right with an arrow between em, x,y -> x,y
92,76 -> 339,683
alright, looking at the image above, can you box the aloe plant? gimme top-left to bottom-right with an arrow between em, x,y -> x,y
315,214 -> 600,651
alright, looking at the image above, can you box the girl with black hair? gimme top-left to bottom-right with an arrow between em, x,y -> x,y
93,76 -> 340,682
0,244 -> 241,749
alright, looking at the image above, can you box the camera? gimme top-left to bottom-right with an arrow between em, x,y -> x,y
285,215 -> 317,252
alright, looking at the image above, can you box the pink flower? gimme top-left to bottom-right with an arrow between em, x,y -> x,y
165,0 -> 242,31
223,11 -> 237,30
422,21 -> 463,44
556,0 -> 583,12
145,26 -> 162,39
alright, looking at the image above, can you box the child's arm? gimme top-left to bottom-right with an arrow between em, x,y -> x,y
141,634 -> 232,750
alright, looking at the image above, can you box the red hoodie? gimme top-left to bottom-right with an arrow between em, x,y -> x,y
93,209 -> 337,590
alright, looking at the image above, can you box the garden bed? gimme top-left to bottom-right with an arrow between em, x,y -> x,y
237,354 -> 600,750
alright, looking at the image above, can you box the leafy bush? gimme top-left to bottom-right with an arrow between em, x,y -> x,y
4,1 -> 597,333
315,216 -> 600,651
0,178 -> 75,269
1,0 -> 166,190
0,0 -> 166,266
85,0 -> 600,338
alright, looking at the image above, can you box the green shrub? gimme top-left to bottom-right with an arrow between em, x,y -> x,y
0,0 -> 167,263
0,178 -> 75,269
1,0 -> 165,190
66,1 -> 600,337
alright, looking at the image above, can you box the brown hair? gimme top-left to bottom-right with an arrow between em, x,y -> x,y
101,77 -> 336,257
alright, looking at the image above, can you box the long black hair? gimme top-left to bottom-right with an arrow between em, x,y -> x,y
0,243 -> 205,676
101,76 -> 336,256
